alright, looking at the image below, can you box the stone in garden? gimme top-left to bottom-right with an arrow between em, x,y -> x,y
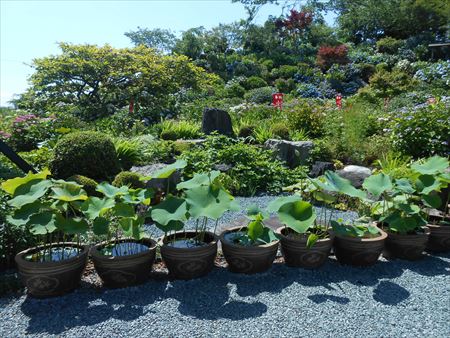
310,161 -> 334,177
130,163 -> 181,192
213,163 -> 233,172
336,165 -> 372,187
202,108 -> 234,136
264,139 -> 313,168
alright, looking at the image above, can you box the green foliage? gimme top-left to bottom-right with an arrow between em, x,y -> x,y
331,219 -> 380,238
284,100 -> 325,138
158,119 -> 202,140
388,101 -> 449,158
244,86 -> 274,104
113,138 -> 143,170
237,124 -> 256,138
50,131 -> 120,180
112,171 -> 145,189
368,69 -> 418,98
376,37 -> 405,54
271,122 -> 290,140
275,78 -> 296,93
18,147 -> 52,171
242,76 -> 268,90
375,152 -> 412,179
67,175 -> 99,197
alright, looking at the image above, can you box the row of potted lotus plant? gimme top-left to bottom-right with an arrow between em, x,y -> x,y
1,156 -> 449,298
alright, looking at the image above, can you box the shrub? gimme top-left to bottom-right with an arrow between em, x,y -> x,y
271,123 -> 291,140
67,175 -> 100,197
284,100 -> 326,138
368,69 -> 418,98
93,109 -> 147,137
275,78 -> 296,93
112,171 -> 145,189
413,60 -> 450,90
388,101 -> 450,158
142,140 -> 175,164
242,76 -> 267,90
316,44 -> 349,70
225,82 -> 246,98
18,147 -> 52,171
238,125 -> 256,138
244,87 -> 275,104
50,131 -> 120,180
376,37 -> 404,54
158,120 -> 202,140
113,139 -> 143,170
357,63 -> 376,82
277,65 -> 298,79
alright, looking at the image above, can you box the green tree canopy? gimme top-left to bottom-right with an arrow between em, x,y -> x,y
16,43 -> 218,120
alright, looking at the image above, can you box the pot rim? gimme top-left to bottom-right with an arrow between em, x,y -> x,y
160,230 -> 218,251
15,242 -> 89,267
91,237 -> 157,260
220,226 -> 279,249
275,226 -> 334,243
330,227 -> 388,242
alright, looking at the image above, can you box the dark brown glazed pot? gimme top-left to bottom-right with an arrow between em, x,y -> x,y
332,228 -> 387,267
383,226 -> 430,260
15,243 -> 88,298
91,238 -> 157,288
426,215 -> 450,252
160,231 -> 217,280
220,226 -> 279,274
275,227 -> 333,269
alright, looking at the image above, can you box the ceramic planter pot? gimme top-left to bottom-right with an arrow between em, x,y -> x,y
426,215 -> 450,252
91,238 -> 157,288
160,231 -> 217,280
220,226 -> 279,274
383,227 -> 430,260
15,243 -> 88,298
332,228 -> 387,267
275,227 -> 333,269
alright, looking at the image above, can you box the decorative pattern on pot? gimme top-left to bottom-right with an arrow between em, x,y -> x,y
160,231 -> 218,280
15,243 -> 89,298
91,238 -> 157,288
333,229 -> 387,267
275,228 -> 333,269
383,227 -> 430,260
220,226 -> 279,274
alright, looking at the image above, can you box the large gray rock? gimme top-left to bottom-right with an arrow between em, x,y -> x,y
310,161 -> 334,177
336,165 -> 372,187
264,139 -> 313,168
202,108 -> 233,136
131,163 -> 181,192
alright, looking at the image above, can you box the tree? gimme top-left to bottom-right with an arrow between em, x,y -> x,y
330,0 -> 450,42
16,43 -> 217,120
125,27 -> 176,53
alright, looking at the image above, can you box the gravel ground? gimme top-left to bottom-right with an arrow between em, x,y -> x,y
1,196 -> 449,338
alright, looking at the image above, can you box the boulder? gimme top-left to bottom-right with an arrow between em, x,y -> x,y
336,165 -> 372,187
131,163 -> 181,192
202,108 -> 234,136
264,139 -> 313,168
310,161 -> 334,177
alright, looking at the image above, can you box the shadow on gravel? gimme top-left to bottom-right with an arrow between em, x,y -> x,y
21,281 -> 168,335
307,294 -> 350,304
372,281 -> 410,305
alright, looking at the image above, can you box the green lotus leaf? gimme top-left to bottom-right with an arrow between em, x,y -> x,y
93,217 -> 110,236
411,156 -> 449,175
1,169 -> 51,196
151,159 -> 187,179
81,197 -> 115,220
96,182 -> 129,198
28,211 -> 57,235
259,228 -> 278,244
6,201 -> 43,226
126,188 -> 153,206
185,184 -> 235,220
113,202 -> 136,218
177,170 -> 221,190
363,173 -> 392,197
119,216 -> 145,240
313,191 -> 336,204
367,225 -> 380,236
278,200 -> 316,234
415,174 -> 442,195
151,196 -> 187,226
247,219 -> 264,242
266,195 -> 302,213
7,180 -> 53,208
50,182 -> 88,202
323,171 -> 367,199
394,178 -> 415,194
55,216 -> 88,235
422,193 -> 442,209
247,205 -> 269,220
155,220 -> 185,233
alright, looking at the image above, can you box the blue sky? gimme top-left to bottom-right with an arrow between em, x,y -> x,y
0,0 -> 335,106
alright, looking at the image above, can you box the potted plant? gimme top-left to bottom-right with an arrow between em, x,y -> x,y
370,173 -> 430,260
220,206 -> 279,274
2,170 -> 89,297
410,156 -> 450,252
84,182 -> 157,288
151,171 -> 238,279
